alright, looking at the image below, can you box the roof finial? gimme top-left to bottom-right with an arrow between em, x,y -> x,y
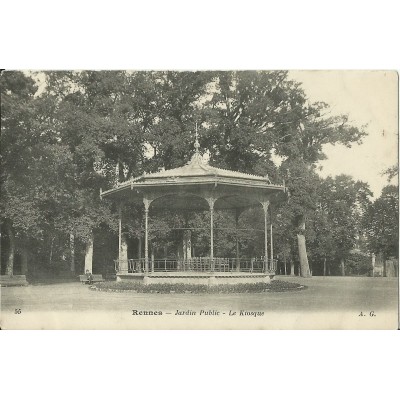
194,121 -> 200,153
189,121 -> 203,165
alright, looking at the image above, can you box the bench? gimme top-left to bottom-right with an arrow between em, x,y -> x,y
0,275 -> 29,286
79,274 -> 105,284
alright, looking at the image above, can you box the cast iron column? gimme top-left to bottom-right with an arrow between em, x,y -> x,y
235,209 -> 240,272
143,197 -> 151,275
118,203 -> 122,272
262,200 -> 270,272
207,198 -> 215,272
270,205 -> 274,264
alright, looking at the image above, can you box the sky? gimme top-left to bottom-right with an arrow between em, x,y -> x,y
289,70 -> 398,198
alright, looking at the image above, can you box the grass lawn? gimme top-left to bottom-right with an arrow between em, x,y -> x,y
1,276 -> 397,329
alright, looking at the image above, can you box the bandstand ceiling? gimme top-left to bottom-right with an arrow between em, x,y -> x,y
149,193 -> 263,211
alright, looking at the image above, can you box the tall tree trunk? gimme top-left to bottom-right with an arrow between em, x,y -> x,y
340,258 -> 345,276
70,233 -> 75,273
21,246 -> 28,275
297,216 -> 311,277
120,234 -> 129,273
183,230 -> 191,261
323,256 -> 327,276
151,245 -> 155,273
0,224 -> 2,273
138,236 -> 142,260
284,255 -> 287,275
371,253 -> 376,277
49,236 -> 55,268
84,231 -> 94,274
290,258 -> 295,276
6,225 -> 15,276
382,255 -> 387,277
118,161 -> 125,182
385,259 -> 395,277
116,158 -> 125,183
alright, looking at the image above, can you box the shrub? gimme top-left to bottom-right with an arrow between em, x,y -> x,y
92,280 -> 305,294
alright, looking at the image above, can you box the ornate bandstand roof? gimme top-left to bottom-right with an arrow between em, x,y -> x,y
101,132 -> 286,211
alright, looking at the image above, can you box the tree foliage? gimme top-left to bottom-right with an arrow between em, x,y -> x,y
1,70 -> 379,277
364,185 -> 399,260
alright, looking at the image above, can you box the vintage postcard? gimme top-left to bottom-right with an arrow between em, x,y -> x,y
0,70 -> 398,329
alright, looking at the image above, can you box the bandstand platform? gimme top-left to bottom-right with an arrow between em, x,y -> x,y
114,257 -> 277,285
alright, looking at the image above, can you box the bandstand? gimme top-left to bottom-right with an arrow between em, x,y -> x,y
101,134 -> 286,285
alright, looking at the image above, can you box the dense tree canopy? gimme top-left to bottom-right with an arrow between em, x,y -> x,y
365,185 -> 399,260
1,70 -> 395,278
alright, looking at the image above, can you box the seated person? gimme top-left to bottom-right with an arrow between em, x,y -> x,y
85,269 -> 93,284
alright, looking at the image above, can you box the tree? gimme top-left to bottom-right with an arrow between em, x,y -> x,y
40,71 -> 149,272
315,175 -> 372,275
1,71 -> 42,275
312,208 -> 336,276
382,164 -> 398,182
143,71 -> 213,172
365,185 -> 399,273
277,159 -> 321,277
202,71 -> 366,277
1,70 -> 369,278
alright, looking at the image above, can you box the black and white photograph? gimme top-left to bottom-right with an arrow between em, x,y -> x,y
1,3 -> 399,400
1,70 -> 398,329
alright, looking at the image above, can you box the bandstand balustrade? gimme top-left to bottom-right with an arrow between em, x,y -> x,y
114,257 -> 277,274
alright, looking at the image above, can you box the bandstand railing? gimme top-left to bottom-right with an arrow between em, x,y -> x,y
114,257 -> 277,274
